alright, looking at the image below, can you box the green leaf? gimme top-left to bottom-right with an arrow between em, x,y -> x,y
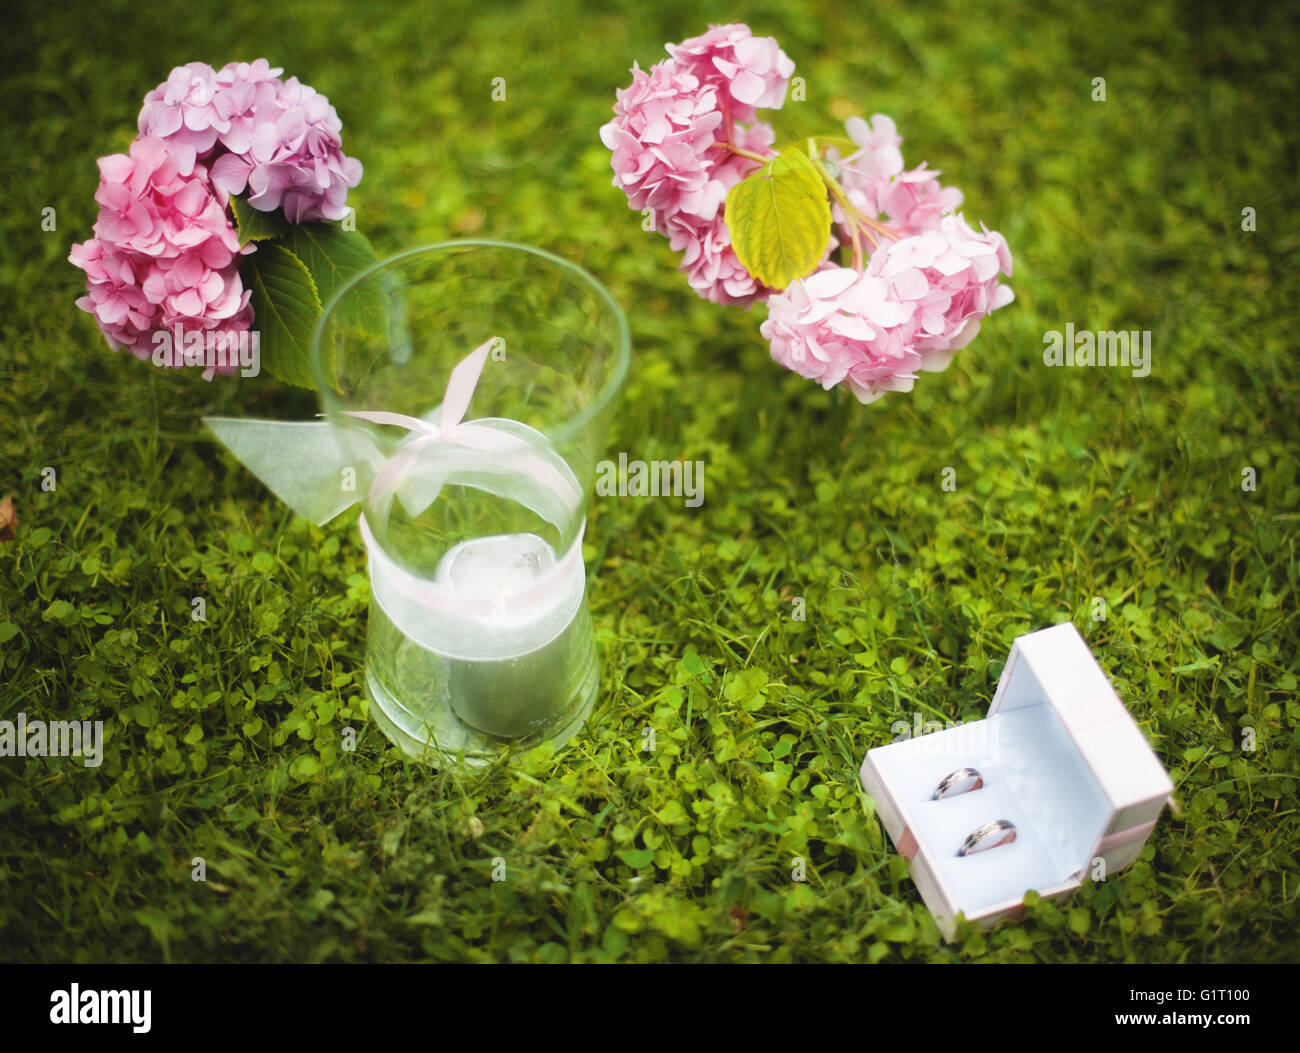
289,755 -> 320,780
43,599 -> 77,623
276,224 -> 385,387
653,800 -> 688,825
405,910 -> 444,927
617,847 -> 655,868
680,650 -> 707,679
602,923 -> 630,955
242,244 -> 322,389
278,223 -> 381,325
230,194 -> 290,244
879,909 -> 917,943
611,908 -> 643,934
724,149 -> 832,289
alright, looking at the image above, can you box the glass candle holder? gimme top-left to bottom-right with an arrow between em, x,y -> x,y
311,241 -> 629,766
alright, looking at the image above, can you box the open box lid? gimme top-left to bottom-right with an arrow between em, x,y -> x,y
990,622 -> 1174,859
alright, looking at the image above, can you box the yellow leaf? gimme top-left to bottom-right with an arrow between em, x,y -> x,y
724,150 -> 832,289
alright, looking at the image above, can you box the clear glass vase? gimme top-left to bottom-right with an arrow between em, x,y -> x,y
311,241 -> 629,766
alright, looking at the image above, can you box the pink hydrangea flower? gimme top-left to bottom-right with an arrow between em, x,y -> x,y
667,23 -> 795,122
601,25 -> 793,224
69,136 -> 252,376
600,60 -> 726,222
841,114 -> 905,184
209,74 -> 363,222
761,216 -> 1014,402
137,62 -> 233,175
874,164 -> 965,236
68,239 -> 159,353
217,58 -> 285,91
603,43 -> 785,308
602,25 -> 797,308
761,265 -> 922,403
869,213 -> 1014,368
667,211 -> 764,307
602,30 -> 1014,402
138,59 -> 362,223
212,58 -> 288,155
87,136 -> 236,258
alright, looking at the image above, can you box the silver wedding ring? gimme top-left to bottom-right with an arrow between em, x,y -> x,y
958,819 -> 1017,856
932,767 -> 983,800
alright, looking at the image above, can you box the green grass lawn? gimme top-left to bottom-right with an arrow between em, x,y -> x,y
1,0 -> 1296,962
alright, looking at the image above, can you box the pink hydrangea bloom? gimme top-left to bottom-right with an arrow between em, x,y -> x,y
139,59 -> 362,223
601,25 -> 793,224
874,164 -> 965,236
212,59 -> 288,155
209,74 -> 363,222
762,216 -> 1012,402
869,213 -> 1014,367
69,136 -> 252,376
137,62 -> 233,176
602,25 -> 797,308
74,59 -> 366,377
602,29 -> 1014,401
667,211 -> 764,307
761,265 -> 922,403
841,115 -> 905,184
68,239 -> 159,353
602,42 -> 786,308
667,23 -> 795,122
600,60 -> 725,222
829,115 -> 963,238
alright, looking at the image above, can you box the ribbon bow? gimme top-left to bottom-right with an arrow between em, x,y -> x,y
204,336 -> 579,528
342,336 -> 496,505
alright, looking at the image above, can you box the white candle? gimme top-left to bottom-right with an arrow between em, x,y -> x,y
433,532 -> 588,738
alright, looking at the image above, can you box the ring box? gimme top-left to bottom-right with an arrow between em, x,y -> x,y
859,622 -> 1174,940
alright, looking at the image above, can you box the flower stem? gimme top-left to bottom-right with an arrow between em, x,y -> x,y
808,147 -> 902,270
714,142 -> 774,164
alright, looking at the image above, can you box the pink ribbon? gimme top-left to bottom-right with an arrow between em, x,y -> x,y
345,336 -> 500,504
359,512 -> 586,621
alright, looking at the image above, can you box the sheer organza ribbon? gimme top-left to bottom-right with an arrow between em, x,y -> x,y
203,337 -> 586,635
